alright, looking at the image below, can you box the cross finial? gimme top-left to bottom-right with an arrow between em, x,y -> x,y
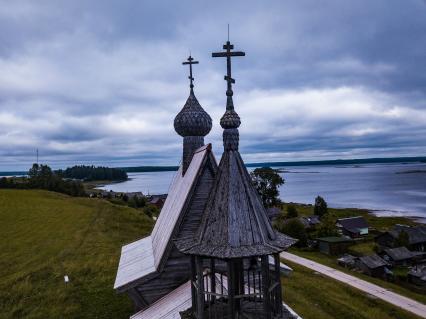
212,36 -> 245,110
182,55 -> 199,91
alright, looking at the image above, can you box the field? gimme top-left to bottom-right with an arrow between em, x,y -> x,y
0,189 -> 153,319
0,189 -> 423,319
282,261 -> 422,319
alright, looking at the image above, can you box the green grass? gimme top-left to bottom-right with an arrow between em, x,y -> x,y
288,248 -> 426,304
347,241 -> 378,256
282,261 -> 423,319
0,189 -> 153,319
1,190 -> 423,319
282,203 -> 418,231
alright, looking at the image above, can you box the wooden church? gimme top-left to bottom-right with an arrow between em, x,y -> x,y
114,38 -> 299,319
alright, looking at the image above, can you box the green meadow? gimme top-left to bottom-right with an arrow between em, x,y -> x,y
0,189 -> 153,319
0,189 -> 422,319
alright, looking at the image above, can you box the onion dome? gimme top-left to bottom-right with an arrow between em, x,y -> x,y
174,91 -> 212,137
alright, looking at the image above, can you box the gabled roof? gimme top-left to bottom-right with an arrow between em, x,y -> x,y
114,236 -> 155,290
336,216 -> 368,231
151,144 -> 216,269
176,150 -> 296,258
115,145 -> 217,291
384,246 -> 415,261
358,254 -> 388,269
388,225 -> 426,245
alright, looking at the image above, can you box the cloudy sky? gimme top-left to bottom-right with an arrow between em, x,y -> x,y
1,0 -> 425,170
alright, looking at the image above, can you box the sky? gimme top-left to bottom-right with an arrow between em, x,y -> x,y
0,0 -> 425,170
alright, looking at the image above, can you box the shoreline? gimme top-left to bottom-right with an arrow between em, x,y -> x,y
286,201 -> 425,225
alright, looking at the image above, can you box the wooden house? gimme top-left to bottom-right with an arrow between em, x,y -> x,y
380,246 -> 417,266
408,265 -> 426,287
317,236 -> 354,255
376,224 -> 426,252
355,254 -> 391,278
336,216 -> 369,238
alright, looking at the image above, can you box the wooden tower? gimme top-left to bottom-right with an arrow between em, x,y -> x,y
175,39 -> 296,319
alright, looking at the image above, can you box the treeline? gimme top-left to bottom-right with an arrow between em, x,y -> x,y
58,165 -> 128,181
0,164 -> 85,197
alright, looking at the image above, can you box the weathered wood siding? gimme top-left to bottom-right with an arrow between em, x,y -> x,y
151,146 -> 209,269
134,155 -> 217,306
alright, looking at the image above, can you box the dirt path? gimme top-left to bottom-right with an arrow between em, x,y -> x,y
281,252 -> 426,319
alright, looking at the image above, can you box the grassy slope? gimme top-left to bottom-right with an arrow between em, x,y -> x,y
282,261 -> 422,319
0,189 -> 153,319
0,190 -> 422,319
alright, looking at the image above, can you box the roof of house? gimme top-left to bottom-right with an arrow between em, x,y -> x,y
358,254 -> 388,269
384,246 -> 415,261
317,236 -> 354,243
151,145 -> 215,269
408,265 -> 426,280
337,254 -> 357,264
303,215 -> 321,225
130,281 -> 192,319
388,225 -> 426,245
336,216 -> 368,231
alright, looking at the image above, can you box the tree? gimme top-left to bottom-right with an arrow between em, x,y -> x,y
250,167 -> 284,208
317,213 -> 338,237
395,230 -> 410,248
279,218 -> 307,247
286,204 -> 298,218
314,195 -> 328,218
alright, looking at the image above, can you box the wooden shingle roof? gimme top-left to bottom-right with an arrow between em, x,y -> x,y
175,150 -> 296,258
151,144 -> 214,269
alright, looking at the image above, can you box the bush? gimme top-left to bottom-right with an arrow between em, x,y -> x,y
287,205 -> 298,218
277,218 -> 307,247
144,205 -> 159,218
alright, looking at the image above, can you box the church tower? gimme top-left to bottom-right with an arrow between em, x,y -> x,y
176,39 -> 296,319
174,55 -> 212,175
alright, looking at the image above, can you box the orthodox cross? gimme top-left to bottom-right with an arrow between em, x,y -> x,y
182,55 -> 199,90
212,40 -> 245,98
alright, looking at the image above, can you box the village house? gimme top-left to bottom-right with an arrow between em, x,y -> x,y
408,265 -> 426,287
337,254 -> 357,268
147,194 -> 167,209
355,254 -> 391,278
300,215 -> 321,229
336,216 -> 369,238
376,224 -> 426,252
317,236 -> 354,255
380,246 -> 418,266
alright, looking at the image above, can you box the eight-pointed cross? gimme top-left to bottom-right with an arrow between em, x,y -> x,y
212,41 -> 245,92
182,55 -> 199,90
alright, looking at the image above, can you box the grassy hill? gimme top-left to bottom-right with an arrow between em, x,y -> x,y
0,189 -> 422,319
0,189 -> 153,319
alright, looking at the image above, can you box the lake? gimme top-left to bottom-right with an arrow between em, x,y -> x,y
98,162 -> 426,221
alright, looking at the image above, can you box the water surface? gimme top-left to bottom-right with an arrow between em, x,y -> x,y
99,162 -> 426,220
